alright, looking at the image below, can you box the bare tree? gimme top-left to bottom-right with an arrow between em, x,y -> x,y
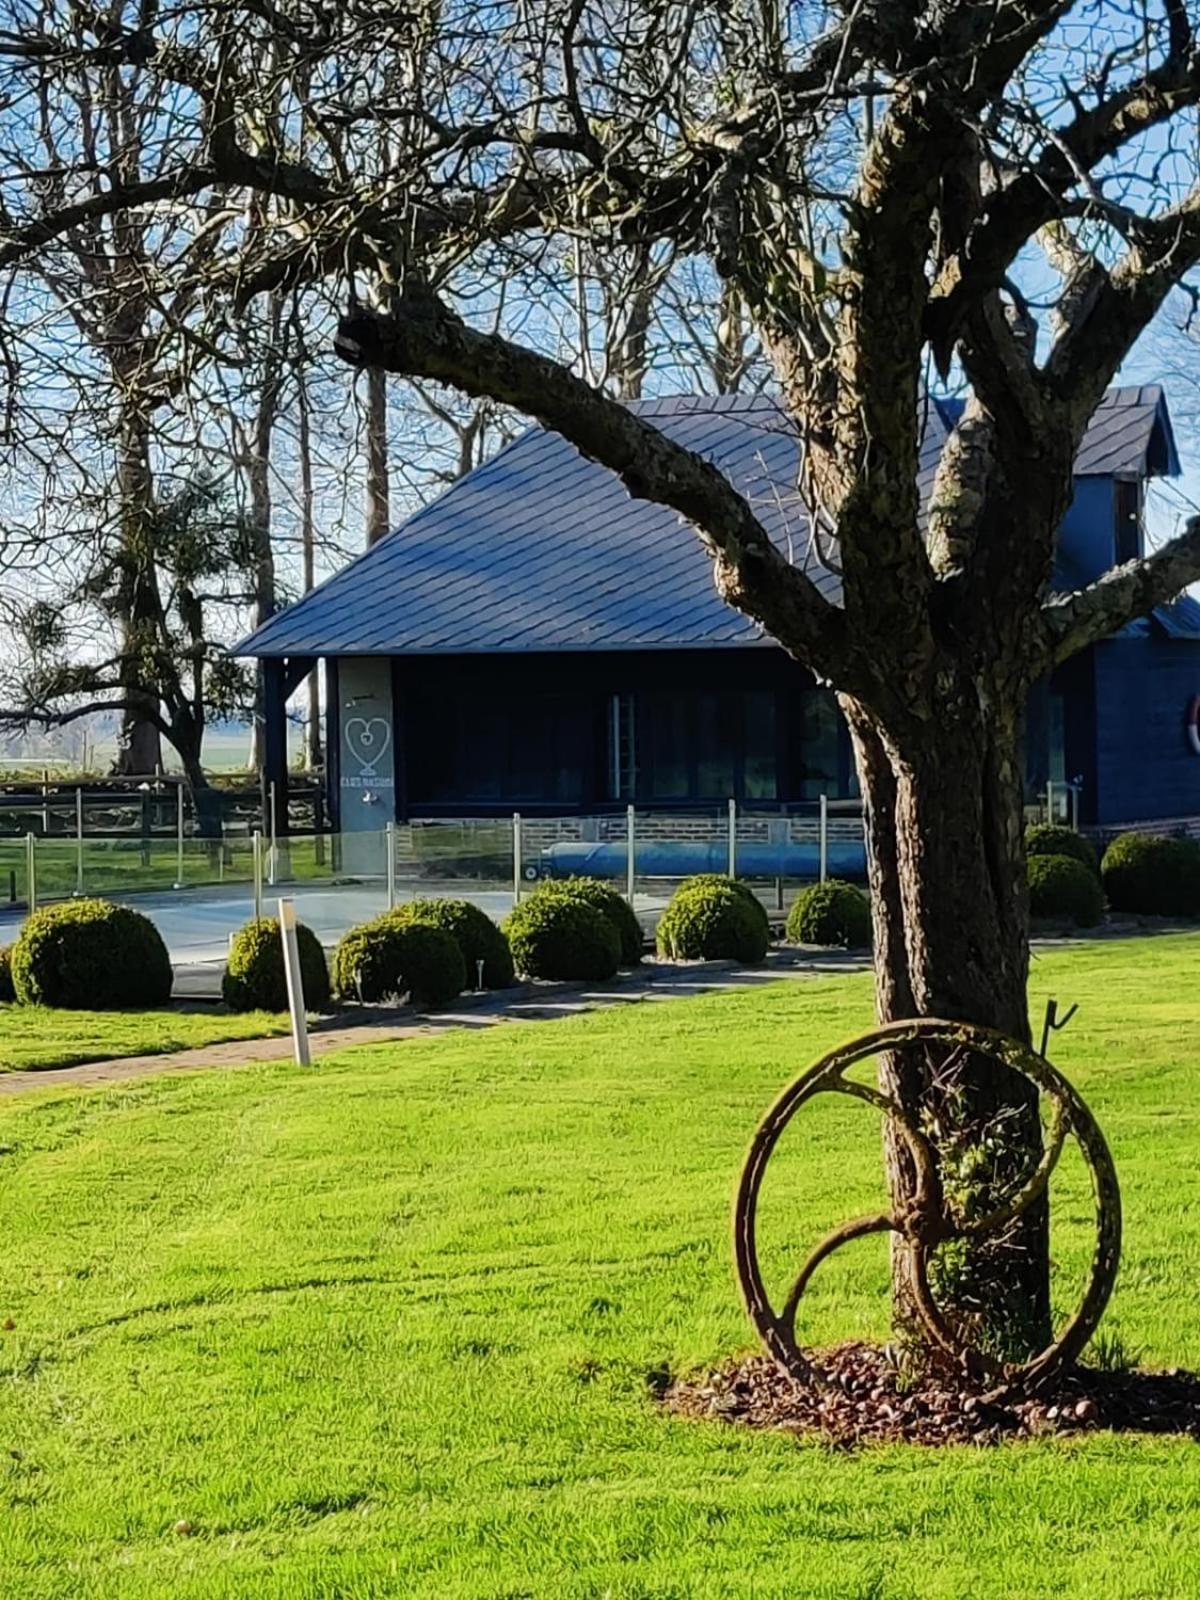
7,0 -> 1200,1361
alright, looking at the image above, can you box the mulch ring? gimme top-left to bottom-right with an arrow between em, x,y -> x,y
660,1341 -> 1200,1448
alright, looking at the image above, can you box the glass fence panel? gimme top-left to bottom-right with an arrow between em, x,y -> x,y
400,819 -> 515,895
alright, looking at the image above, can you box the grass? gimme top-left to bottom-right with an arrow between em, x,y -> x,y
0,1003 -> 290,1073
3,933 -> 1200,1597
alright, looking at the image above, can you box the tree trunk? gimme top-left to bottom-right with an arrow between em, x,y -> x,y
842,682 -> 1050,1364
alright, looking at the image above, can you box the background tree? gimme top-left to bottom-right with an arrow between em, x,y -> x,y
5,0 -> 1200,1362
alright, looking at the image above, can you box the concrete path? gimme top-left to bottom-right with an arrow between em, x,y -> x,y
0,948 -> 870,1098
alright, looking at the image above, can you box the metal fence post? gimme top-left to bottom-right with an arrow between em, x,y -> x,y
819,794 -> 829,883
626,804 -> 636,902
512,812 -> 522,904
1046,778 -> 1054,824
252,830 -> 264,920
386,820 -> 396,910
267,782 -> 278,886
727,797 -> 737,878
173,782 -> 185,889
75,786 -> 84,897
25,832 -> 36,915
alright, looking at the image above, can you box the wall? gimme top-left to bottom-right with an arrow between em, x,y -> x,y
336,656 -> 397,871
1092,636 -> 1200,825
1058,477 -> 1117,583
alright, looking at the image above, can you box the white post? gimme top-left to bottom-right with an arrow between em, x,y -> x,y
727,796 -> 737,878
626,803 -> 636,902
267,782 -> 278,886
277,897 -> 311,1067
819,794 -> 829,883
173,782 -> 185,889
386,820 -> 396,910
75,786 -> 84,897
25,832 -> 36,915
252,830 -> 264,920
512,811 -> 522,904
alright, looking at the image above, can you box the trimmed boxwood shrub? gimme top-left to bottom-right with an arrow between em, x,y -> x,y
0,945 -> 14,1004
11,898 -> 172,1009
1027,854 -> 1104,928
534,878 -> 643,965
1025,824 -> 1098,875
388,898 -> 514,988
656,877 -> 769,965
678,874 -> 770,939
786,880 -> 872,948
502,894 -> 620,981
223,916 -> 331,1013
332,915 -> 465,1007
1101,830 -> 1200,916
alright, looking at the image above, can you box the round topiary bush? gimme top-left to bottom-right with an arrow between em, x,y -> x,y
222,916 -> 331,1013
1025,824 -> 1098,875
656,877 -> 770,964
0,945 -> 16,1004
535,878 -> 643,965
502,894 -> 620,981
389,898 -> 514,988
786,879 -> 872,948
1027,854 -> 1104,928
1101,831 -> 1200,916
11,898 -> 172,1009
332,915 -> 465,1007
678,874 -> 770,939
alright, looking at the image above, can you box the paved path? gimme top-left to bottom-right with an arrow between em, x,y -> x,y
0,949 -> 870,1098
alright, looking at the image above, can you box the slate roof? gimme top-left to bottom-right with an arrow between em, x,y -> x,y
237,387 -> 1183,659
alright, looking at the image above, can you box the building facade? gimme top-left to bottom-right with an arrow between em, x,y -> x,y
238,388 -> 1196,841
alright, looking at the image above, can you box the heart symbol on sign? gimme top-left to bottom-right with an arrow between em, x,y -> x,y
345,716 -> 391,776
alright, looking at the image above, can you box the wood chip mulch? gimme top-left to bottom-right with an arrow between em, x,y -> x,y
660,1342 -> 1200,1448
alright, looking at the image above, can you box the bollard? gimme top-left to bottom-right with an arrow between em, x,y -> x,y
277,897 -> 311,1067
252,830 -> 264,920
626,804 -> 636,903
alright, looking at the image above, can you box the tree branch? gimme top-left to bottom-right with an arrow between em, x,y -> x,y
333,293 -> 850,681
1039,516 -> 1200,665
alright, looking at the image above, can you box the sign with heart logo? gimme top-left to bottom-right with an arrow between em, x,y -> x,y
344,715 -> 392,779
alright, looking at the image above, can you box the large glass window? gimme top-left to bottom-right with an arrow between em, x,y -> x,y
797,689 -> 840,798
611,688 -> 778,801
409,692 -> 586,804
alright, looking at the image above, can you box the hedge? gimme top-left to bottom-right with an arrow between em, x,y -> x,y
656,877 -> 770,964
389,898 -> 514,988
332,915 -> 466,1007
786,880 -> 872,948
11,898 -> 173,1009
223,916 -> 331,1013
1027,854 -> 1104,928
502,895 -> 620,981
1025,824 -> 1098,875
533,878 -> 643,965
1101,831 -> 1200,917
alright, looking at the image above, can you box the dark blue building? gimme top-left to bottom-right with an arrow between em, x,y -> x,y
238,387 -> 1196,840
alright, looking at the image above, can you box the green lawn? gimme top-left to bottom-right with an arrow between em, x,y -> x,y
3,935 -> 1200,1597
0,1004 -> 290,1073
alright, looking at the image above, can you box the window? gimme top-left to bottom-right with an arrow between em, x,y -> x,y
609,688 -> 778,801
409,692 -> 586,804
1114,479 -> 1141,565
797,689 -> 840,799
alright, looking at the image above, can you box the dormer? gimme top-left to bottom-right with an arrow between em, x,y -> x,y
1056,386 -> 1181,586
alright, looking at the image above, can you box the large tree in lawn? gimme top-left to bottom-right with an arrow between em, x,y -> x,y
7,0 -> 1200,1358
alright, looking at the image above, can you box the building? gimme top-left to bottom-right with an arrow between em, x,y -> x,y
237,388 -> 1194,854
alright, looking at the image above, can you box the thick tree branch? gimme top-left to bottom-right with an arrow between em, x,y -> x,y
1039,516 -> 1200,665
333,293 -> 850,683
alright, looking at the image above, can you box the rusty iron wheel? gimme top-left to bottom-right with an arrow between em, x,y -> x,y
732,1018 -> 1121,1396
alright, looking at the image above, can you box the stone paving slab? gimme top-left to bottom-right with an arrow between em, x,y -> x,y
0,948 -> 870,1098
